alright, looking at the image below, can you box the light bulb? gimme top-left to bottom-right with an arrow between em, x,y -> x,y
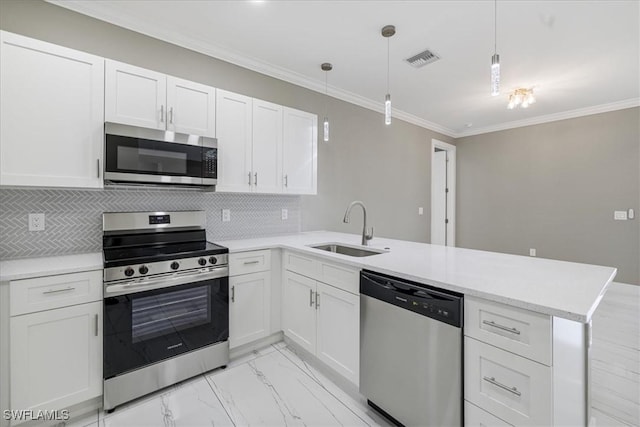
491,54 -> 500,96
385,94 -> 391,125
323,117 -> 329,142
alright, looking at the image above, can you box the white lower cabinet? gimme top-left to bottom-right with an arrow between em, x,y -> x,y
228,250 -> 272,349
10,301 -> 102,415
465,401 -> 513,426
229,271 -> 271,348
282,269 -> 359,385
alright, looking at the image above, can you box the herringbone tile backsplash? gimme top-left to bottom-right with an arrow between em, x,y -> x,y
0,188 -> 301,259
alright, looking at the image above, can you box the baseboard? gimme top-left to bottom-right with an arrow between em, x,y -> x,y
229,331 -> 283,360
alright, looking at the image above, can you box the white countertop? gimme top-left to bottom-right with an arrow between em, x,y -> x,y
218,231 -> 617,323
0,252 -> 103,282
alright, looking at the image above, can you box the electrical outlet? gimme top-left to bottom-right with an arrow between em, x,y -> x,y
529,248 -> 536,257
28,213 -> 45,231
614,211 -> 628,220
222,209 -> 231,222
281,209 -> 288,220
418,207 -> 424,215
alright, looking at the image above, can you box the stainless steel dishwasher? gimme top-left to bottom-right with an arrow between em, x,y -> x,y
360,270 -> 463,427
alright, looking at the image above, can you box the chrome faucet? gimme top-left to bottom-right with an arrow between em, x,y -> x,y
343,201 -> 374,246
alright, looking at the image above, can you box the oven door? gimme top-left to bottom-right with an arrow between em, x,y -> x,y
103,272 -> 228,379
105,134 -> 214,186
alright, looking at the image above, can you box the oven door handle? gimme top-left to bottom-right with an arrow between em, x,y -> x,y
104,267 -> 228,297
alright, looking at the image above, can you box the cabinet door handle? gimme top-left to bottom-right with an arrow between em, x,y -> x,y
169,107 -> 174,124
96,159 -> 101,178
284,174 -> 288,187
248,172 -> 252,186
315,292 -> 320,309
94,314 -> 99,337
231,285 -> 235,303
43,287 -> 75,295
309,288 -> 314,307
483,376 -> 521,396
482,320 -> 521,335
254,172 -> 258,186
243,260 -> 260,265
160,105 -> 165,123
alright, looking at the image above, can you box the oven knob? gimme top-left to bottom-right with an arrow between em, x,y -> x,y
170,261 -> 180,270
198,258 -> 207,266
139,265 -> 149,275
209,256 -> 218,265
124,267 -> 135,277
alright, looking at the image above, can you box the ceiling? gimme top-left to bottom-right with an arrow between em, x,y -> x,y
51,0 -> 639,137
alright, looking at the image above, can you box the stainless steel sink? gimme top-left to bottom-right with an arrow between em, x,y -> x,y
309,243 -> 387,257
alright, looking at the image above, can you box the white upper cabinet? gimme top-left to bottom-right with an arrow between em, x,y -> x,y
283,107 -> 318,195
105,60 -> 216,137
166,76 -> 216,137
215,89 -> 253,192
105,60 -> 166,130
0,31 -> 104,189
252,99 -> 283,194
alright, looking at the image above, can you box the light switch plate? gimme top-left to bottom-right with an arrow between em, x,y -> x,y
281,209 -> 288,220
418,207 -> 424,215
529,248 -> 536,257
614,211 -> 628,220
222,209 -> 231,222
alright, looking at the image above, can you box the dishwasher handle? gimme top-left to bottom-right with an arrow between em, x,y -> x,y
360,270 -> 462,328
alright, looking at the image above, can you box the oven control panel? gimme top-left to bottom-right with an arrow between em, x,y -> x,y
104,254 -> 228,283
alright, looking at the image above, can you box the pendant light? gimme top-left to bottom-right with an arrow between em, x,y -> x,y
381,25 -> 396,125
491,0 -> 500,96
321,62 -> 332,142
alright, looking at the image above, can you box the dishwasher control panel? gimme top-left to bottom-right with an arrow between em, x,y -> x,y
361,270 -> 463,327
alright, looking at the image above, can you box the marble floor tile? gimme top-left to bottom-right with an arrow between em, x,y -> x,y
591,408 -> 634,426
276,345 -> 392,427
99,376 -> 232,427
55,409 -> 99,427
225,342 -> 278,370
206,349 -> 376,426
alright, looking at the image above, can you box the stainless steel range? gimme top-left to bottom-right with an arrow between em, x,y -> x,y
102,211 -> 229,412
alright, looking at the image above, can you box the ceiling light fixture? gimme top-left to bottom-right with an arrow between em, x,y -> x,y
491,0 -> 500,96
321,62 -> 332,143
507,88 -> 536,109
381,25 -> 396,125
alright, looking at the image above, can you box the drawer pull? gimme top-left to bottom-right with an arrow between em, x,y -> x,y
43,287 -> 75,295
243,260 -> 260,265
482,320 -> 521,335
483,376 -> 522,396
94,314 -> 99,337
231,285 -> 235,303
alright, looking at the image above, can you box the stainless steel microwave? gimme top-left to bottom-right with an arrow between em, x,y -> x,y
104,123 -> 217,188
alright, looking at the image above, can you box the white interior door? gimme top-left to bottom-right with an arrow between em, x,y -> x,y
432,150 -> 447,245
431,140 -> 456,246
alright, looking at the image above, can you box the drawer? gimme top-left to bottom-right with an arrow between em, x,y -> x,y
464,401 -> 513,426
283,251 -> 318,279
465,296 -> 551,365
317,260 -> 359,295
10,270 -> 102,316
464,337 -> 552,426
229,250 -> 271,276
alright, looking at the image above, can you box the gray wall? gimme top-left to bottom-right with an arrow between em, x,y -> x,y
456,108 -> 640,284
0,0 -> 452,248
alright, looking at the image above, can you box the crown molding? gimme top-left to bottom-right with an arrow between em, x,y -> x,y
455,98 -> 640,138
45,1 -> 640,141
48,0 -> 458,138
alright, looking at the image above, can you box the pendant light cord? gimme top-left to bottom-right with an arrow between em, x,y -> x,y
324,70 -> 328,116
387,37 -> 390,93
494,0 -> 497,54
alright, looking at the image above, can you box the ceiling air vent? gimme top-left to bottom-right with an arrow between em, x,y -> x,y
405,49 -> 440,68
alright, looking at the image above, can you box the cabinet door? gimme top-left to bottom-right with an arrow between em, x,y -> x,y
215,89 -> 253,192
316,282 -> 360,386
166,76 -> 216,137
10,302 -> 102,413
105,59 -> 166,130
282,271 -> 316,354
282,107 -> 317,195
229,271 -> 271,349
252,99 -> 283,194
0,31 -> 104,188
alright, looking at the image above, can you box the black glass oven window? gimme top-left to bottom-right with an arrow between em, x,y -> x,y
131,286 -> 210,343
117,146 -> 188,175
